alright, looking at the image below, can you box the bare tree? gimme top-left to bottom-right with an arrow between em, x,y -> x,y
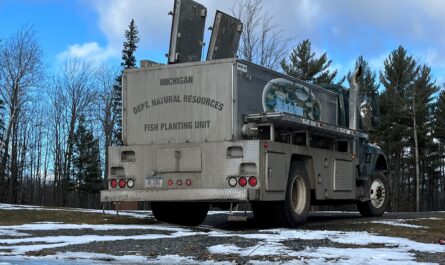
48,59 -> 96,206
94,64 -> 119,183
232,0 -> 290,70
0,26 -> 43,202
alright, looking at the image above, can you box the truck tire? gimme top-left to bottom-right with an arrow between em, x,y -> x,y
151,202 -> 209,226
357,172 -> 389,217
281,162 -> 311,227
253,163 -> 311,227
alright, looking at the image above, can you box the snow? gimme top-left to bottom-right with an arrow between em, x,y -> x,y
206,228 -> 443,264
0,222 -> 204,255
1,203 -> 444,264
0,203 -> 153,219
370,219 -> 427,228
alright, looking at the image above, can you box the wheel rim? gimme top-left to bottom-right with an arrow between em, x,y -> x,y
291,175 -> 307,214
370,179 -> 386,208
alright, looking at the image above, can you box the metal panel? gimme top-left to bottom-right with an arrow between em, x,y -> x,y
124,60 -> 234,145
207,11 -> 243,60
168,0 -> 207,64
156,147 -> 202,172
266,152 -> 288,191
333,159 -> 353,191
101,188 -> 249,202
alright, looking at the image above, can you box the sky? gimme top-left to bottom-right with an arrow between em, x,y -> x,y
1,0 -> 444,87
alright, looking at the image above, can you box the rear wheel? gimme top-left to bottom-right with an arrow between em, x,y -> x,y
282,163 -> 311,227
252,162 -> 311,227
151,202 -> 209,226
357,172 -> 389,217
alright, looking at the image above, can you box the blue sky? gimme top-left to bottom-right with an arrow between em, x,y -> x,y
1,0 -> 444,87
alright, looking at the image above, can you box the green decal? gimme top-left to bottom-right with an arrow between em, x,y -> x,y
262,78 -> 321,121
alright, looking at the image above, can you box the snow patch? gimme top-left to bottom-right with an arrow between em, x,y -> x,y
371,219 -> 427,229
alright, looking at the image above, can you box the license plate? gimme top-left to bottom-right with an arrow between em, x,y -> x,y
145,176 -> 163,188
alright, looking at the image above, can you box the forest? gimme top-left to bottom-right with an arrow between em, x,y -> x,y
0,0 -> 444,212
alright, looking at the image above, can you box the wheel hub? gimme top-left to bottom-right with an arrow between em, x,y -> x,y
370,179 -> 386,208
291,176 -> 307,214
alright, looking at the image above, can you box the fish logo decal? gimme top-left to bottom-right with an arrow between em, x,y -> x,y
262,78 -> 321,121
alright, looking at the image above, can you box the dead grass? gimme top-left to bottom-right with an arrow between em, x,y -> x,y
348,217 -> 445,244
0,209 -> 151,226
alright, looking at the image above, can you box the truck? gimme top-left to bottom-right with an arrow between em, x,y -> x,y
101,0 -> 389,227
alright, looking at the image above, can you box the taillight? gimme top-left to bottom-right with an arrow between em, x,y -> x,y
167,179 -> 174,187
110,179 -> 117,188
239,177 -> 247,187
176,179 -> 183,186
119,179 -> 126,188
185,179 -> 192,186
248,177 -> 257,187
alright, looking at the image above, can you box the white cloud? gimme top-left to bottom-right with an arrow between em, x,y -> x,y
85,0 -> 445,81
57,42 -> 114,63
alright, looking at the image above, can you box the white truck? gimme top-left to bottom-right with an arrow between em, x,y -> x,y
101,0 -> 389,227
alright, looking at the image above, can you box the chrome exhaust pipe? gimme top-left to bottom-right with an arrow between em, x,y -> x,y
348,65 -> 362,131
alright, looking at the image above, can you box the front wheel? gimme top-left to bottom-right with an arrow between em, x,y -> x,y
151,202 -> 209,226
357,172 -> 389,217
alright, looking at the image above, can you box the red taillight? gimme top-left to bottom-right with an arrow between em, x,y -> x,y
248,177 -> 257,187
186,179 -> 192,186
263,141 -> 269,149
110,179 -> 117,188
119,179 -> 126,188
167,179 -> 174,187
177,179 -> 183,186
239,177 -> 247,187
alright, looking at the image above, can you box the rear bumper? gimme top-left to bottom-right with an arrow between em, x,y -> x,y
100,188 -> 259,202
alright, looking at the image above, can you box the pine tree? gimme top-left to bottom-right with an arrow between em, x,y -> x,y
112,19 -> 140,145
72,116 -> 102,204
280,39 -> 337,85
378,45 -> 419,211
434,90 -> 445,142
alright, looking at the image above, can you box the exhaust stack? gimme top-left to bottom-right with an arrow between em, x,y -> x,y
348,66 -> 362,131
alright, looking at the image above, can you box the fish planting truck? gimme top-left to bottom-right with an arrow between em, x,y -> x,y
101,0 -> 389,227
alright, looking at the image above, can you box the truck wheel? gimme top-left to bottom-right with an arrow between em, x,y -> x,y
282,162 -> 311,227
151,202 -> 209,226
357,172 -> 389,217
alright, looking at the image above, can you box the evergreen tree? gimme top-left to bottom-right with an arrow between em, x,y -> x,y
378,45 -> 419,211
112,19 -> 140,145
434,90 -> 445,142
72,117 -> 102,199
280,39 -> 337,85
